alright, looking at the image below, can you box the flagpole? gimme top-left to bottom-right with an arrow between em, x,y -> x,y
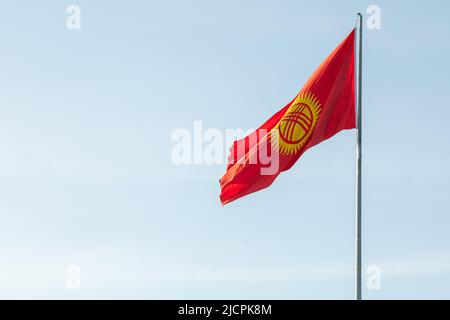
355,12 -> 363,301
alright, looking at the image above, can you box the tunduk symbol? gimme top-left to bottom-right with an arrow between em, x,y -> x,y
279,103 -> 314,145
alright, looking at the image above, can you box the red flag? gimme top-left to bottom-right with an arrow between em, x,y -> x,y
220,29 -> 356,205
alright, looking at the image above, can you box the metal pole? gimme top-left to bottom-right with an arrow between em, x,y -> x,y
355,12 -> 363,301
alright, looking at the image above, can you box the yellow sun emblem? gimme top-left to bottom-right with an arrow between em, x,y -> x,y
272,92 -> 322,155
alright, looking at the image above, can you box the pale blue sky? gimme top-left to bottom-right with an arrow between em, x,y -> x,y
1,0 -> 450,299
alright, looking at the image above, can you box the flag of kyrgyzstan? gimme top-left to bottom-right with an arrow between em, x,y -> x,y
220,29 -> 356,205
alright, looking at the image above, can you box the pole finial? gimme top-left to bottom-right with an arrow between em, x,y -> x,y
355,13 -> 363,28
